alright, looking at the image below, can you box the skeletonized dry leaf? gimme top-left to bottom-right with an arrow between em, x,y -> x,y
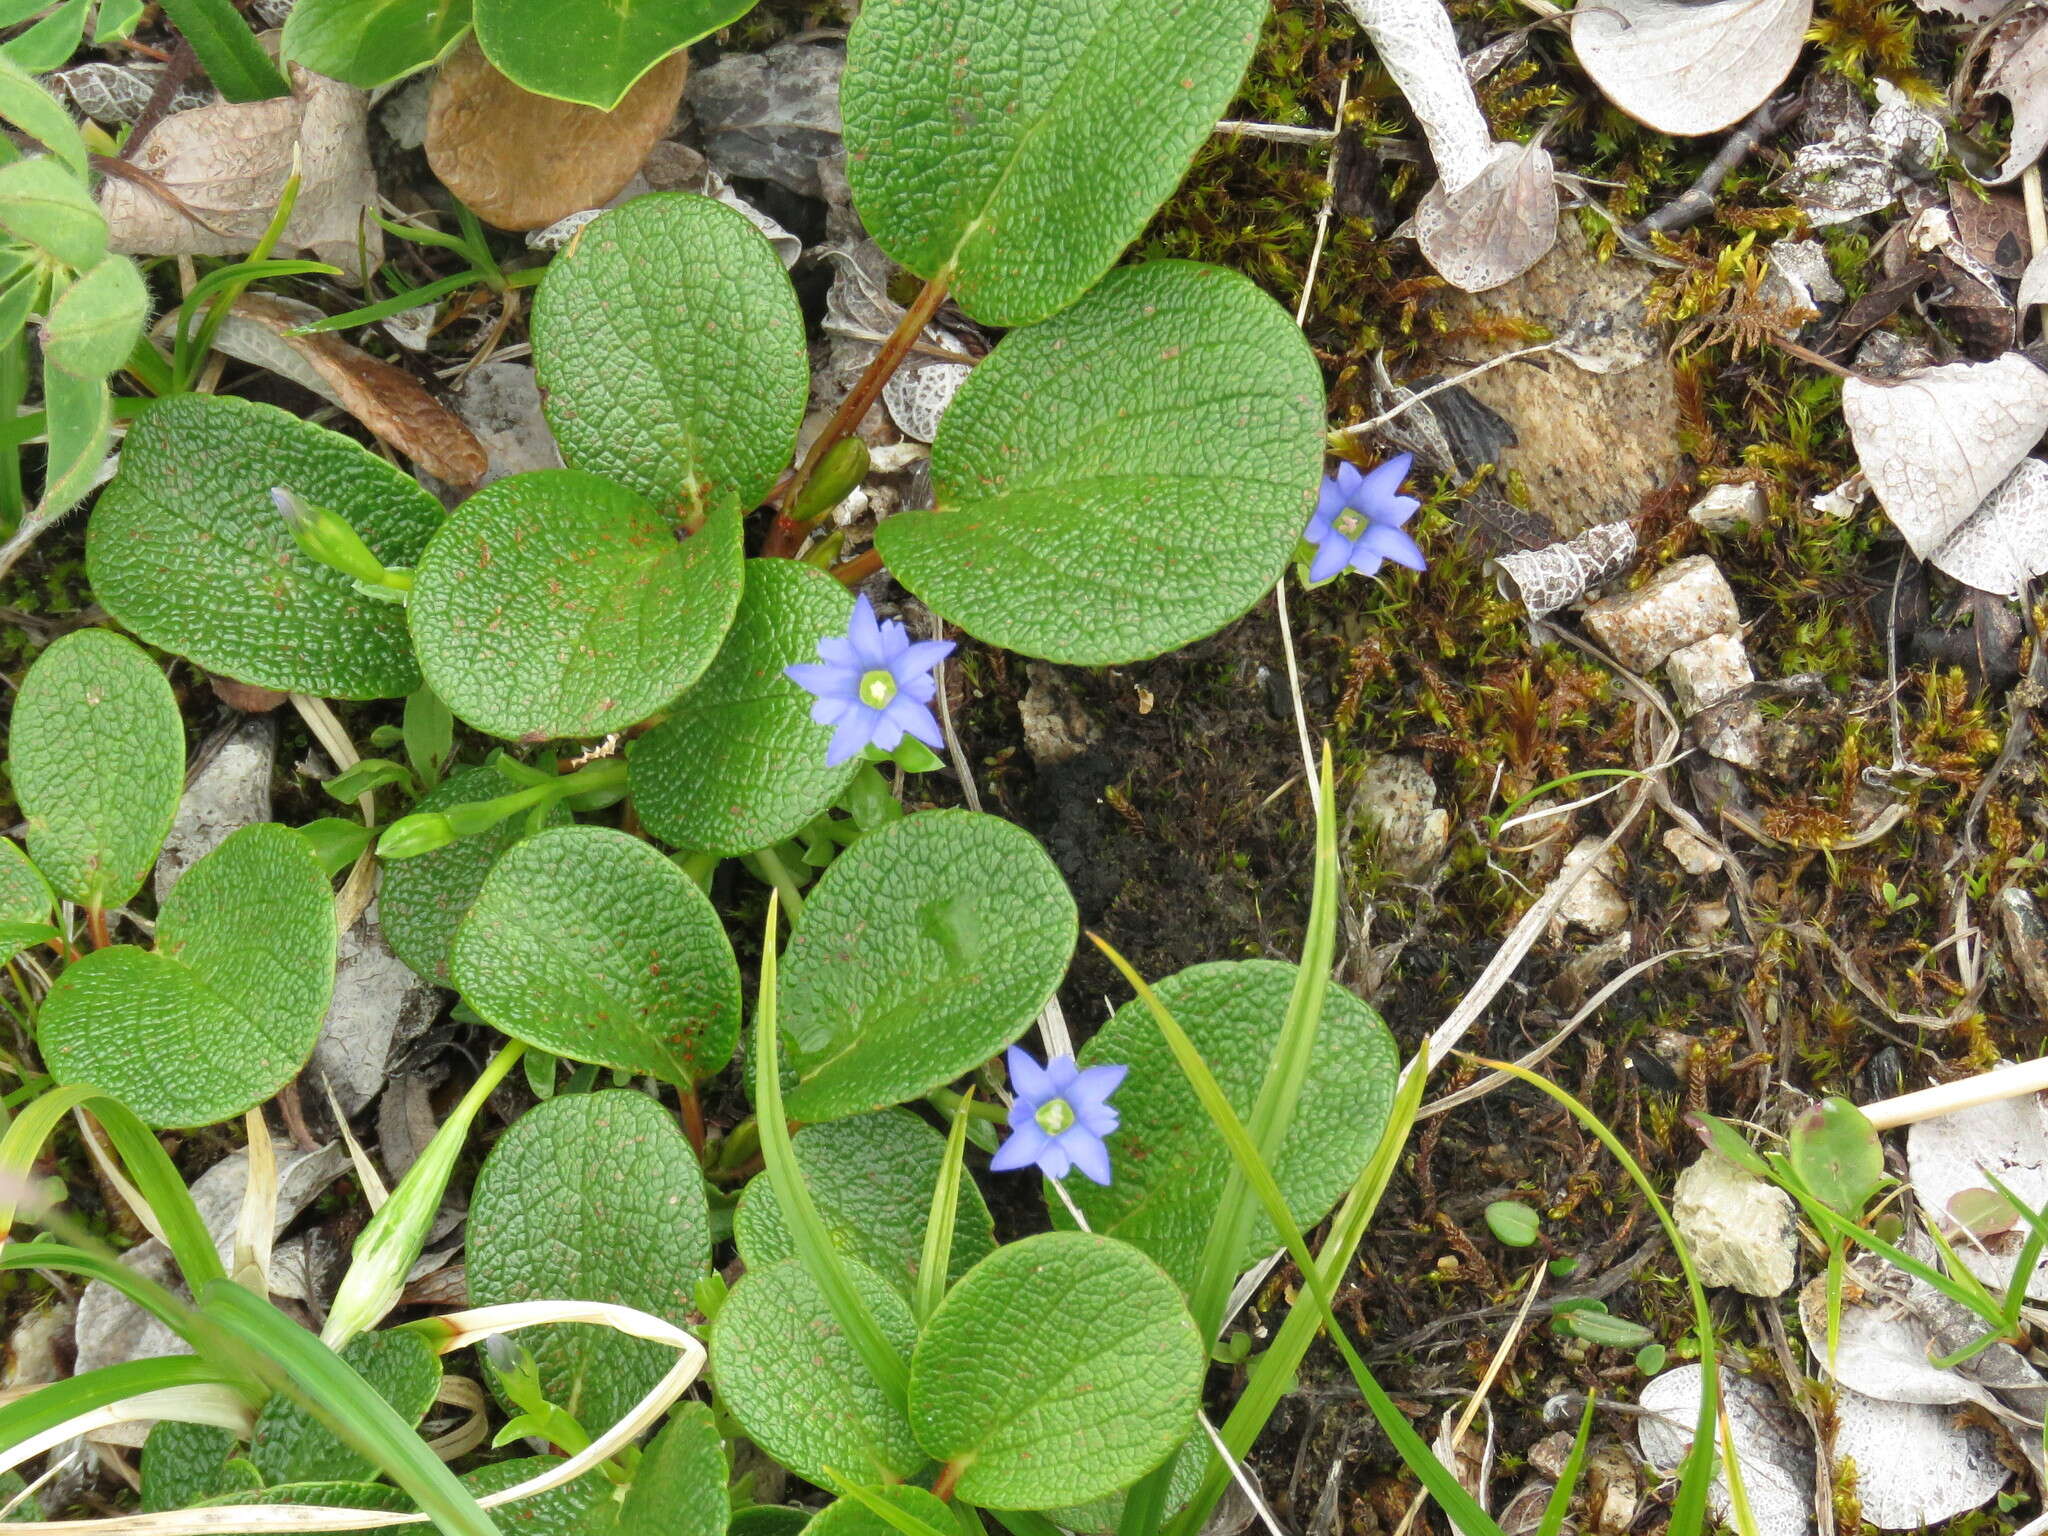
1981,25 -> 2048,184
313,902 -> 438,1119
1412,137 -> 1557,293
1636,1367 -> 1812,1536
1931,457 -> 2048,597
425,36 -> 688,232
2020,248 -> 2048,309
1906,1084 -> 2048,1298
1843,353 -> 2048,559
1492,520 -> 1637,617
1797,1272 -> 2002,1413
213,292 -> 487,486
1340,0 -> 1492,189
100,62 -> 382,283
884,362 -> 972,443
1831,1387 -> 2009,1528
1572,0 -> 1814,137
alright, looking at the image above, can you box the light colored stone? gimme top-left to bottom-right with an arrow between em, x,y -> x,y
1352,755 -> 1450,876
1582,555 -> 1742,672
1665,631 -> 1755,714
155,718 -> 275,902
1689,482 -> 1768,532
1673,1152 -> 1797,1296
1661,827 -> 1723,876
311,903 -> 440,1119
1553,836 -> 1629,936
1018,663 -> 1099,769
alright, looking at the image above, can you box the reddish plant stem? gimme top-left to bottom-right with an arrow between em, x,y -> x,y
678,1087 -> 706,1157
832,547 -> 884,587
85,906 -> 110,951
931,1460 -> 964,1502
762,267 -> 955,558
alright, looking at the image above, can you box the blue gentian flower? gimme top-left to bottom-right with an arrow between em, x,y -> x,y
989,1046 -> 1127,1186
785,594 -> 955,767
1304,454 -> 1426,583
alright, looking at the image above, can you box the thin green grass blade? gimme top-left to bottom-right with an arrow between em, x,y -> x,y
1095,937 -> 1504,1536
1535,1393 -> 1597,1536
753,891 -> 911,1412
914,1088 -> 975,1326
198,1280 -> 500,1536
0,1241 -> 203,1346
0,1356 -> 239,1456
1474,1059 -> 1717,1536
155,0 -> 290,99
820,1478 -> 955,1536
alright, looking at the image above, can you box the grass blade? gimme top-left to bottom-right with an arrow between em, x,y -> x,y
155,0 -> 290,100
914,1088 -> 975,1326
0,1357 -> 243,1468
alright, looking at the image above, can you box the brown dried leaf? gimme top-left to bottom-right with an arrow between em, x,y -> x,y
217,292 -> 487,486
100,62 -> 382,283
1572,0 -> 1813,137
1843,353 -> 2048,558
1980,25 -> 2048,184
1412,136 -> 1558,293
425,36 -> 687,232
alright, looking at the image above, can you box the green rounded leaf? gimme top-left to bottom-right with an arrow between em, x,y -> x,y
9,627 -> 182,910
39,824 -> 337,1127
712,1256 -> 926,1488
0,156 -> 105,271
777,810 -> 1076,1121
733,1109 -> 997,1301
0,840 -> 54,925
199,1481 -> 416,1533
88,395 -> 445,698
803,1486 -> 951,1536
44,254 -> 148,379
474,0 -> 748,109
1484,1200 -> 1541,1248
1044,1436 -> 1205,1535
732,1509 -> 811,1536
618,1403 -> 726,1536
1065,960 -> 1397,1291
452,825 -> 741,1085
282,0 -> 473,89
1789,1095 -> 1886,1215
842,0 -> 1262,326
874,261 -> 1325,665
461,1458 -> 613,1536
469,1090 -> 710,1436
142,1423 -> 261,1514
907,1231 -> 1203,1508
250,1329 -> 442,1486
534,194 -> 807,515
409,470 -> 743,740
381,765 -> 571,986
630,561 -> 857,856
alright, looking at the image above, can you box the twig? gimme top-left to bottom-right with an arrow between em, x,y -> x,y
1631,94 -> 1803,240
1214,120 -> 1337,145
1332,342 -> 1558,440
1861,1056 -> 2048,1131
121,39 -> 198,163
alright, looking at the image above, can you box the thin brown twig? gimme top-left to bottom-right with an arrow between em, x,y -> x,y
1631,93 -> 1804,241
121,39 -> 198,163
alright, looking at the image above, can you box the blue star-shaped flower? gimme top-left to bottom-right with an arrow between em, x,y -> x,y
1304,454 -> 1426,583
989,1045 -> 1127,1186
785,594 -> 956,767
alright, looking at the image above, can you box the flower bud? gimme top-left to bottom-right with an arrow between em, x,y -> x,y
790,436 -> 871,523
272,487 -> 396,590
376,811 -> 457,860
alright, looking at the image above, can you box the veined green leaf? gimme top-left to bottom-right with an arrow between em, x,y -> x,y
282,0 -> 473,89
0,153 -> 103,268
473,0 -> 751,110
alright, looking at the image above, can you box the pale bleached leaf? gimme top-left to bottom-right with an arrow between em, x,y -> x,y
2019,248 -> 2048,309
1412,137 -> 1557,293
1981,25 -> 2048,184
1906,1083 -> 2048,1298
1932,458 -> 2048,597
1843,354 -> 2048,559
1339,0 -> 1492,189
1830,1388 -> 2009,1528
1636,1367 -> 1812,1536
1572,0 -> 1814,137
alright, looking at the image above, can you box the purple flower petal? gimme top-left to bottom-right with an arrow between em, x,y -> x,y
1308,535 -> 1353,584
785,661 -> 860,701
1361,522 -> 1428,572
1347,546 -> 1385,578
1315,476 -> 1347,524
1375,494 -> 1422,530
875,614 -> 913,661
881,694 -> 945,751
1063,1129 -> 1113,1186
891,639 -> 956,682
1074,1099 -> 1120,1138
846,594 -> 890,670
989,1120 -> 1050,1172
816,635 -> 861,670
1335,461 -> 1365,499
809,695 -> 863,729
1306,507 -> 1336,543
867,714 -> 906,753
1357,453 -> 1413,508
825,716 -> 874,766
1007,1046 -> 1055,1103
1043,1054 -> 1081,1094
1036,1139 -> 1074,1180
1070,1062 -> 1128,1107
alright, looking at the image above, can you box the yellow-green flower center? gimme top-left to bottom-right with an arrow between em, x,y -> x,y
859,669 -> 897,709
1333,509 -> 1366,540
1035,1098 -> 1076,1135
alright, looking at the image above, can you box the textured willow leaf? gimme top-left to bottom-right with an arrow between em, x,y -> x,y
10,627 -> 183,910
617,1403 -> 727,1536
630,561 -> 857,857
380,764 -> 570,986
282,0 -> 472,89
461,1458 -> 613,1536
533,195 -> 807,514
874,262 -> 1324,664
1062,960 -> 1398,1291
1572,0 -> 1813,137
453,826 -> 742,1085
732,1109 -> 997,1301
804,1486 -> 952,1536
469,1091 -> 710,1436
841,0 -> 1264,325
39,824 -> 337,1128
712,1256 -> 926,1488
249,1330 -> 441,1486
199,1482 -> 416,1527
0,840 -> 55,927
87,395 -> 445,699
473,0 -> 748,109
777,810 -> 1075,1122
141,1423 -> 261,1514
907,1232 -> 1203,1507
409,470 -> 743,740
